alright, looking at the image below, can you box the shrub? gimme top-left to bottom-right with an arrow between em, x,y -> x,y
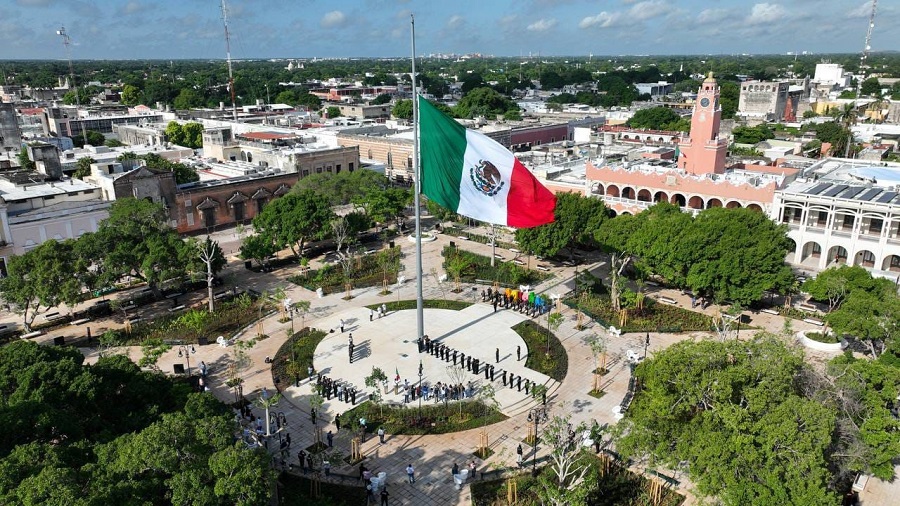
340,400 -> 506,435
441,246 -> 551,287
568,293 -> 712,333
512,320 -> 567,382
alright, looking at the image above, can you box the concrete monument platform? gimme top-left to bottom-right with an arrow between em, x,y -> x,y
281,304 -> 556,417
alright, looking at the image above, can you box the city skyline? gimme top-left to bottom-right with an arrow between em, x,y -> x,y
0,0 -> 890,60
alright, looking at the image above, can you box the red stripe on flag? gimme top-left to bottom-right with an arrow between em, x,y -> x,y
506,159 -> 556,228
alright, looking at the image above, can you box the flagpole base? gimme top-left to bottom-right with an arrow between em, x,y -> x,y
407,233 -> 437,243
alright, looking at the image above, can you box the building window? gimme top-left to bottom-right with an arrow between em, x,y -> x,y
336,164 -> 341,173
869,218 -> 883,235
841,215 -> 854,230
817,211 -> 827,226
256,198 -> 266,214
186,212 -> 194,227
348,162 -> 354,172
233,201 -> 245,222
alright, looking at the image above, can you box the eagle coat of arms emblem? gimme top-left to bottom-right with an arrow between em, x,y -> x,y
469,159 -> 504,197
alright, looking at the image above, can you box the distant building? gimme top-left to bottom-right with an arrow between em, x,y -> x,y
43,107 -> 164,138
772,158 -> 900,277
635,81 -> 673,98
0,102 -> 21,155
335,103 -> 392,120
737,81 -> 789,123
813,63 -> 852,89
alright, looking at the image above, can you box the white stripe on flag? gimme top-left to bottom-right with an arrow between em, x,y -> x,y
458,129 -> 515,225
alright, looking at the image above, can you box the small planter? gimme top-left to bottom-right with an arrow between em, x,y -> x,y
796,330 -> 845,352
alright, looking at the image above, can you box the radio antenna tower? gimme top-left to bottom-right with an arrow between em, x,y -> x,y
56,26 -> 89,146
847,0 -> 877,158
221,0 -> 237,121
855,0 -> 878,99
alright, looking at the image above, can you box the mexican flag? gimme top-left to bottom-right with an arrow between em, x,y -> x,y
418,97 -> 556,228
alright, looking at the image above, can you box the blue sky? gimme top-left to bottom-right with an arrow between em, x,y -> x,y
0,0 -> 892,59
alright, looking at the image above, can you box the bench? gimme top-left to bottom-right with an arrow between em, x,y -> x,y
509,248 -> 520,253
216,335 -> 232,347
803,318 -> 824,326
165,292 -> 183,300
128,317 -> 144,325
798,303 -> 818,312
22,330 -> 43,339
70,318 -> 91,326
514,260 -> 525,266
168,305 -> 186,313
457,236 -> 468,240
214,291 -> 230,300
657,296 -> 677,305
536,265 -> 550,272
43,311 -> 61,320
645,281 -> 659,287
761,308 -> 779,315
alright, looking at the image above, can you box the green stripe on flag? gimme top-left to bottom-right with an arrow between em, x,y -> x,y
419,97 -> 465,212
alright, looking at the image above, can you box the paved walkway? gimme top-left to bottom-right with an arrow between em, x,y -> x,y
14,222 -> 837,506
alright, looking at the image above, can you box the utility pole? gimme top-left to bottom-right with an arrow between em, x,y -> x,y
56,26 -> 88,145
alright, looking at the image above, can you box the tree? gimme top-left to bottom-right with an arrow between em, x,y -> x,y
296,92 -> 322,110
73,156 -> 95,180
120,84 -> 142,106
802,265 -> 877,311
626,107 -> 681,130
515,192 -> 607,259
365,367 -> 388,416
208,445 -> 276,506
454,87 -> 518,119
181,122 -> 204,149
357,187 -> 412,230
190,236 -> 226,313
732,124 -> 776,144
860,77 -> 882,97
0,240 -> 85,331
616,336 -> 840,506
828,288 -> 900,358
239,233 -> 277,268
815,121 -> 852,156
370,93 -> 392,105
682,207 -> 793,304
537,414 -> 595,506
539,70 -> 565,90
292,169 -> 391,206
546,312 -> 563,355
325,106 -> 342,119
16,147 -> 35,171
392,99 -> 413,119
72,130 -> 105,148
165,121 -> 185,146
137,152 -> 199,184
173,88 -> 203,110
251,189 -> 335,260
86,198 -> 190,299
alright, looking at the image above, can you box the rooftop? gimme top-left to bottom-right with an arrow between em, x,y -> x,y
780,158 -> 900,205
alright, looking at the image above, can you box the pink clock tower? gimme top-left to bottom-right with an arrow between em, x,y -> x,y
677,72 -> 727,175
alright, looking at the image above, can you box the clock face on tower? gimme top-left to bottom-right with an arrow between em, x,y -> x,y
700,97 -> 710,108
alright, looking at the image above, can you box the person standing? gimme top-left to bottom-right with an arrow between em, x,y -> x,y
380,487 -> 389,506
326,430 -> 334,448
517,444 -> 524,467
452,462 -> 459,476
516,346 -> 521,361
370,308 -> 374,321
495,348 -> 500,363
323,460 -> 331,476
335,413 -> 342,431
298,450 -> 308,473
378,426 -> 386,443
406,464 -> 415,484
339,318 -> 345,333
381,303 -> 387,316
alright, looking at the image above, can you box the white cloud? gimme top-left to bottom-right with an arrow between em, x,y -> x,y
848,1 -> 873,18
579,12 -> 622,29
628,0 -> 671,21
746,3 -> 786,25
320,10 -> 347,28
447,15 -> 465,30
527,18 -> 557,32
697,8 -> 729,25
119,1 -> 146,15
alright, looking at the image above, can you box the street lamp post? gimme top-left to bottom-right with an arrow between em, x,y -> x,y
527,407 -> 548,477
177,344 -> 196,376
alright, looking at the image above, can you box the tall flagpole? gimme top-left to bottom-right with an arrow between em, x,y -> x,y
411,14 -> 424,343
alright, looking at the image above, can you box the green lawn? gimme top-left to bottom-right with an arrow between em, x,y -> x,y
339,400 -> 507,436
513,320 -> 568,382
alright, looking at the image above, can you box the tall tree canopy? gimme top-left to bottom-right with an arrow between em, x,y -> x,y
0,341 -> 275,505
251,189 -> 335,259
617,336 -> 839,506
515,192 -> 608,258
